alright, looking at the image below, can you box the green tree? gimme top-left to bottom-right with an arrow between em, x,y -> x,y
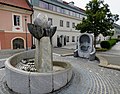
76,0 -> 119,47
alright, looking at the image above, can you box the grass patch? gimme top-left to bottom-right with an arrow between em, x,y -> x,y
96,47 -> 108,52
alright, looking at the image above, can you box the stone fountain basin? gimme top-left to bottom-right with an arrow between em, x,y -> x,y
5,50 -> 72,94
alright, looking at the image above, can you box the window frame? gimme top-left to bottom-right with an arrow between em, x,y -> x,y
72,22 -> 75,28
66,36 -> 69,42
12,13 -> 23,31
48,18 -> 53,25
72,36 -> 75,42
66,21 -> 70,28
60,20 -> 63,27
13,15 -> 21,26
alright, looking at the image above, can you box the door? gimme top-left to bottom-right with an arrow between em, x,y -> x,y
13,38 -> 24,49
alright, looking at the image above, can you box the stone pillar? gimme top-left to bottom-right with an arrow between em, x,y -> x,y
35,37 -> 53,72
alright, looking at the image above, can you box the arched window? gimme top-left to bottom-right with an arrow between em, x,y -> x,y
13,38 -> 24,49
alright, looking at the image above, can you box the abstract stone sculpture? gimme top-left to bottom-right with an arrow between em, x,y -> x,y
5,13 -> 73,94
74,33 -> 96,60
28,13 -> 57,72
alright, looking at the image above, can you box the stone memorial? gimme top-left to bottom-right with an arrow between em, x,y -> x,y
74,33 -> 96,60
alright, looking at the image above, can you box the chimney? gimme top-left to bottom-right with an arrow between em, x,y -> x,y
68,1 -> 74,6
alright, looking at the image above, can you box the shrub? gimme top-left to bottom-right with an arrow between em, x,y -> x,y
100,39 -> 117,49
100,41 -> 110,49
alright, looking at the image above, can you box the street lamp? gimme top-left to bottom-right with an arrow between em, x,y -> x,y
25,16 -> 28,50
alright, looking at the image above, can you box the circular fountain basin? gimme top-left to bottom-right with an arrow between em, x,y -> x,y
5,50 -> 72,94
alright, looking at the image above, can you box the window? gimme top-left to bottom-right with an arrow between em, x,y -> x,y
66,36 -> 69,42
60,20 -> 63,27
72,36 -> 75,42
70,11 -> 73,16
12,14 -> 22,31
44,2 -> 48,9
53,5 -> 57,12
72,12 -> 76,17
14,15 -> 20,26
79,14 -> 81,18
64,9 -> 69,15
72,22 -> 75,28
39,1 -> 48,9
56,6 -> 61,13
61,8 -> 64,13
66,21 -> 70,28
48,18 -> 53,25
39,1 -> 44,8
49,4 -> 53,11
76,13 -> 79,18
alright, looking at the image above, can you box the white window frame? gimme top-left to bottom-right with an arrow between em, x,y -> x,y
12,13 -> 23,32
66,21 -> 70,28
72,22 -> 75,28
60,20 -> 63,27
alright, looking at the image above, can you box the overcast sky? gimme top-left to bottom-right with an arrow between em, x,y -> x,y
64,0 -> 120,25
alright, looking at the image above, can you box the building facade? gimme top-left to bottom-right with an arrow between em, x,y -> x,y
113,23 -> 120,39
96,23 -> 120,42
30,0 -> 86,47
0,0 -> 33,49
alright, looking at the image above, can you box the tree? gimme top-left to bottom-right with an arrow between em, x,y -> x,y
76,0 -> 119,47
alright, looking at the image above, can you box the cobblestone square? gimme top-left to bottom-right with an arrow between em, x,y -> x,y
0,47 -> 120,94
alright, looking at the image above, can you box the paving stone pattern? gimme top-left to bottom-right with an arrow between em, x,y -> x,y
52,55 -> 120,94
0,55 -> 120,94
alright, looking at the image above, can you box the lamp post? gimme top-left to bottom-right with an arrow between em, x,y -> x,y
25,16 -> 28,50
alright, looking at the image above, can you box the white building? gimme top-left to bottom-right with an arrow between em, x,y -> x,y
113,23 -> 120,39
97,23 -> 120,42
29,0 -> 86,47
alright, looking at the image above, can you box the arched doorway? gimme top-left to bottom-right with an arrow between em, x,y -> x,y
13,38 -> 24,49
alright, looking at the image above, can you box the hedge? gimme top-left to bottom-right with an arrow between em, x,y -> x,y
100,39 -> 117,49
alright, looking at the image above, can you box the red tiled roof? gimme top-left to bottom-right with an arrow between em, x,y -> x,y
0,0 -> 32,10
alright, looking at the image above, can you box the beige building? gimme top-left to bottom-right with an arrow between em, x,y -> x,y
29,0 -> 86,47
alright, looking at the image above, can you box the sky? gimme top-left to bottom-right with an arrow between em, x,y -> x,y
64,0 -> 120,25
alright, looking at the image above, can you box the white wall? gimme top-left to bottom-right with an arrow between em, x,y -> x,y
33,6 -> 82,47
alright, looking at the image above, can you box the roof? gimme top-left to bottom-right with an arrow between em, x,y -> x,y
0,0 -> 32,11
35,0 -> 85,15
63,1 -> 85,13
114,23 -> 120,29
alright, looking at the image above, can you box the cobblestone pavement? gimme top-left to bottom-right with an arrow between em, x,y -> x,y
0,54 -> 119,94
51,55 -> 120,94
53,48 -> 74,55
97,42 -> 120,66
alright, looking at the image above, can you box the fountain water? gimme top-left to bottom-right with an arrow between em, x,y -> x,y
5,13 -> 73,94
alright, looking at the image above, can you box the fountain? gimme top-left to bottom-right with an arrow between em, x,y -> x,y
74,33 -> 96,60
5,13 -> 72,94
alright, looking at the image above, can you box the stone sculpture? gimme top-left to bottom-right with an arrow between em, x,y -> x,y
74,33 -> 96,60
5,13 -> 73,94
28,13 -> 57,72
